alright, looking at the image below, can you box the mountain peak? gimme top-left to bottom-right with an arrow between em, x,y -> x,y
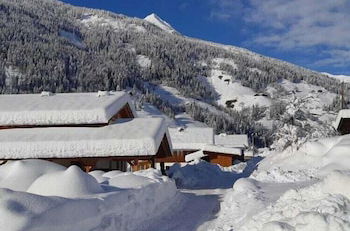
144,13 -> 177,34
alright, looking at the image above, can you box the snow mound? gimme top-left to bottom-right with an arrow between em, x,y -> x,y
27,166 -> 104,198
0,171 -> 178,231
251,167 -> 318,183
168,160 -> 239,189
108,173 -> 156,189
257,135 -> 348,175
88,170 -> 108,183
233,178 -> 260,193
0,160 -> 65,191
241,171 -> 350,231
102,170 -> 123,178
144,13 -> 177,34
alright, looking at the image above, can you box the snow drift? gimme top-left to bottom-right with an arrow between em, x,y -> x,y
0,160 -> 178,231
214,135 -> 350,231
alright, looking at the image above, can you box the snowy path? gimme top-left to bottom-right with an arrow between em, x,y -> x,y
141,189 -> 228,231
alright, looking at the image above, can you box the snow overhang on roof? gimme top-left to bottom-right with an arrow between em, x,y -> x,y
0,118 -> 170,159
214,134 -> 249,149
168,127 -> 214,150
203,144 -> 242,155
334,109 -> 350,130
0,91 -> 135,126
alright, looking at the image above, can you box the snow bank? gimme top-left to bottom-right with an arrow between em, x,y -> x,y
27,166 -> 104,198
108,173 -> 155,189
0,160 -> 65,191
88,170 -> 109,183
168,160 -> 240,189
241,171 -> 350,231
257,135 -> 349,176
251,166 -> 318,183
214,135 -> 350,231
0,160 -> 178,231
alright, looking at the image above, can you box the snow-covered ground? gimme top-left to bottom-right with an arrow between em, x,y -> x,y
0,160 -> 178,231
210,135 -> 350,231
1,133 -> 350,230
208,58 -> 271,110
81,13 -> 146,33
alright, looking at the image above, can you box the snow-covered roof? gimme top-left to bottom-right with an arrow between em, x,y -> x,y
203,144 -> 242,155
0,118 -> 170,159
214,134 -> 249,149
0,91 -> 135,126
168,127 -> 214,150
334,109 -> 350,130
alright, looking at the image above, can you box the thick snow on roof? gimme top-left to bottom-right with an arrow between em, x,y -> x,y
168,127 -> 214,150
0,118 -> 169,159
334,109 -> 350,129
0,91 -> 135,126
215,134 -> 249,149
203,144 -> 242,155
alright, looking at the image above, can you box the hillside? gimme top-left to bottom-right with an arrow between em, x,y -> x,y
0,0 -> 346,148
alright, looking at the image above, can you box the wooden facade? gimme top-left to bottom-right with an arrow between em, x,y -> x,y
155,149 -> 196,163
202,151 -> 239,167
0,103 -> 134,130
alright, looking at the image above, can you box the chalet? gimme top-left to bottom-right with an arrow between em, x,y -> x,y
156,127 -> 243,168
334,109 -> 350,135
0,92 -> 172,172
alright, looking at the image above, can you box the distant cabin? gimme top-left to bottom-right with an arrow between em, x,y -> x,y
0,92 -> 172,172
156,127 -> 243,168
334,110 -> 350,135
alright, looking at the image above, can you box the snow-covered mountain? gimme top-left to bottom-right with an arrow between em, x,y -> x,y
323,72 -> 350,83
144,13 -> 178,34
0,0 -> 346,148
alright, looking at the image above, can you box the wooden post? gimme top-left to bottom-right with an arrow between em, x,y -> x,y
151,157 -> 155,168
160,162 -> 166,175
